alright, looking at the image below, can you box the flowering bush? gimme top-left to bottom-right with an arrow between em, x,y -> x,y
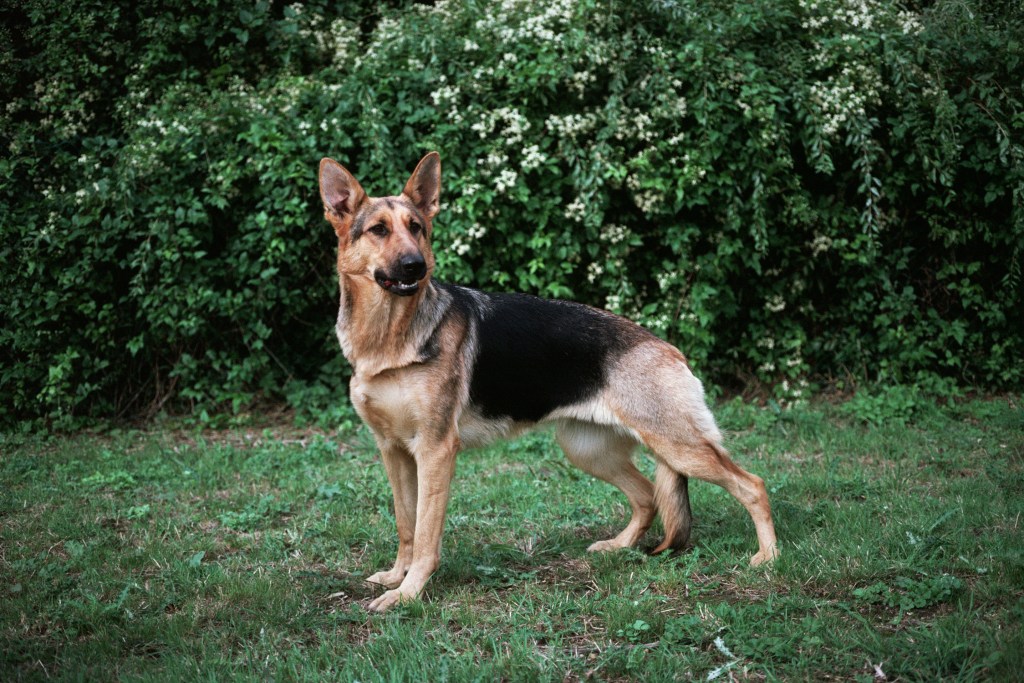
1,0 -> 1021,424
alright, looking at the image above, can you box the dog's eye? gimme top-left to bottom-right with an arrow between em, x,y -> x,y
408,221 -> 422,235
367,223 -> 389,237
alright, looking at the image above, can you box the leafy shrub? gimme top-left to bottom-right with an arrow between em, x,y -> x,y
1,0 -> 396,424
1,0 -> 1021,425
840,384 -> 922,427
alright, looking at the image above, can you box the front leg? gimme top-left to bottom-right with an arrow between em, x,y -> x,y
368,434 -> 458,612
366,443 -> 418,589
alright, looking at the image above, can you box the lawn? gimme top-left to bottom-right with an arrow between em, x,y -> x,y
2,395 -> 1022,681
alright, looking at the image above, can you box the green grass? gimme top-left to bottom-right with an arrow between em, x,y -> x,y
2,396 -> 1022,681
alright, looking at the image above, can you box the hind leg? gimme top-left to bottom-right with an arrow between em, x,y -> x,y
650,435 -> 778,565
608,345 -> 779,565
650,459 -> 693,554
556,420 -> 655,552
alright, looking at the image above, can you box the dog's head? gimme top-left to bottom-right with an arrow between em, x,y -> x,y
319,152 -> 440,297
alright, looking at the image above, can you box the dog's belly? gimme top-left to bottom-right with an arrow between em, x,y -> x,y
456,393 -> 638,451
456,408 -> 516,449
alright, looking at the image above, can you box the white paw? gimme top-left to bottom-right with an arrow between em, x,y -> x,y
367,588 -> 413,613
587,539 -> 627,553
366,569 -> 406,589
750,546 -> 780,567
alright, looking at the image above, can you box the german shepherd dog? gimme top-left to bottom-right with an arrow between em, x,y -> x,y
319,152 -> 779,612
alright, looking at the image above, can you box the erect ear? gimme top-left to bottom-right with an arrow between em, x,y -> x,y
401,151 -> 441,220
319,158 -> 366,220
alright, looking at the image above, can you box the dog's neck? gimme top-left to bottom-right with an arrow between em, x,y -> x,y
336,274 -> 442,376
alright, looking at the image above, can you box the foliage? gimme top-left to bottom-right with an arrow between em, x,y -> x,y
1,0 -> 1022,424
854,574 -> 964,612
840,384 -> 924,426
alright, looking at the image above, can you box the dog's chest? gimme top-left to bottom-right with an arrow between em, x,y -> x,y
349,371 -> 423,443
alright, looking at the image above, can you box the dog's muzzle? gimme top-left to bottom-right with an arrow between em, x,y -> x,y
375,254 -> 426,296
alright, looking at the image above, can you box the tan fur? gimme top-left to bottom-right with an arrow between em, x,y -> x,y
319,152 -> 779,613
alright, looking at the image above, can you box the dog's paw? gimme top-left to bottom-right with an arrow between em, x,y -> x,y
366,568 -> 406,589
586,539 -> 628,553
367,588 -> 413,613
750,546 -> 780,567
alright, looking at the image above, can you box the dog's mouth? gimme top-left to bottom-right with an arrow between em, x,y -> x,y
374,271 -> 421,296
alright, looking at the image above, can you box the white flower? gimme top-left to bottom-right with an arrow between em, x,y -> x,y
471,116 -> 494,139
656,271 -> 678,291
494,168 -> 518,192
599,223 -> 628,245
327,18 -> 358,65
431,84 -> 461,107
545,112 -> 597,140
765,295 -> 786,313
569,70 -> 596,96
521,144 -> 546,171
633,190 -> 662,215
810,233 -> 833,256
564,197 -> 586,222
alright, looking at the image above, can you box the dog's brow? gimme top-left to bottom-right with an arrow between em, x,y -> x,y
350,200 -> 394,241
383,198 -> 425,228
396,196 -> 427,226
350,210 -> 372,242
350,212 -> 367,241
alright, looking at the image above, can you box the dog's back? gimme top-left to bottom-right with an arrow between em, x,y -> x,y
443,285 -> 652,423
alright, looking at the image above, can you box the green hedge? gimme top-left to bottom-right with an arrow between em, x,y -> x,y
2,0 -> 1021,425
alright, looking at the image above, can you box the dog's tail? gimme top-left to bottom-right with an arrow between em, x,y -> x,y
651,460 -> 692,553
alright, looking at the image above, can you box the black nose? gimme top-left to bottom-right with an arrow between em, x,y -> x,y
399,253 -> 426,280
